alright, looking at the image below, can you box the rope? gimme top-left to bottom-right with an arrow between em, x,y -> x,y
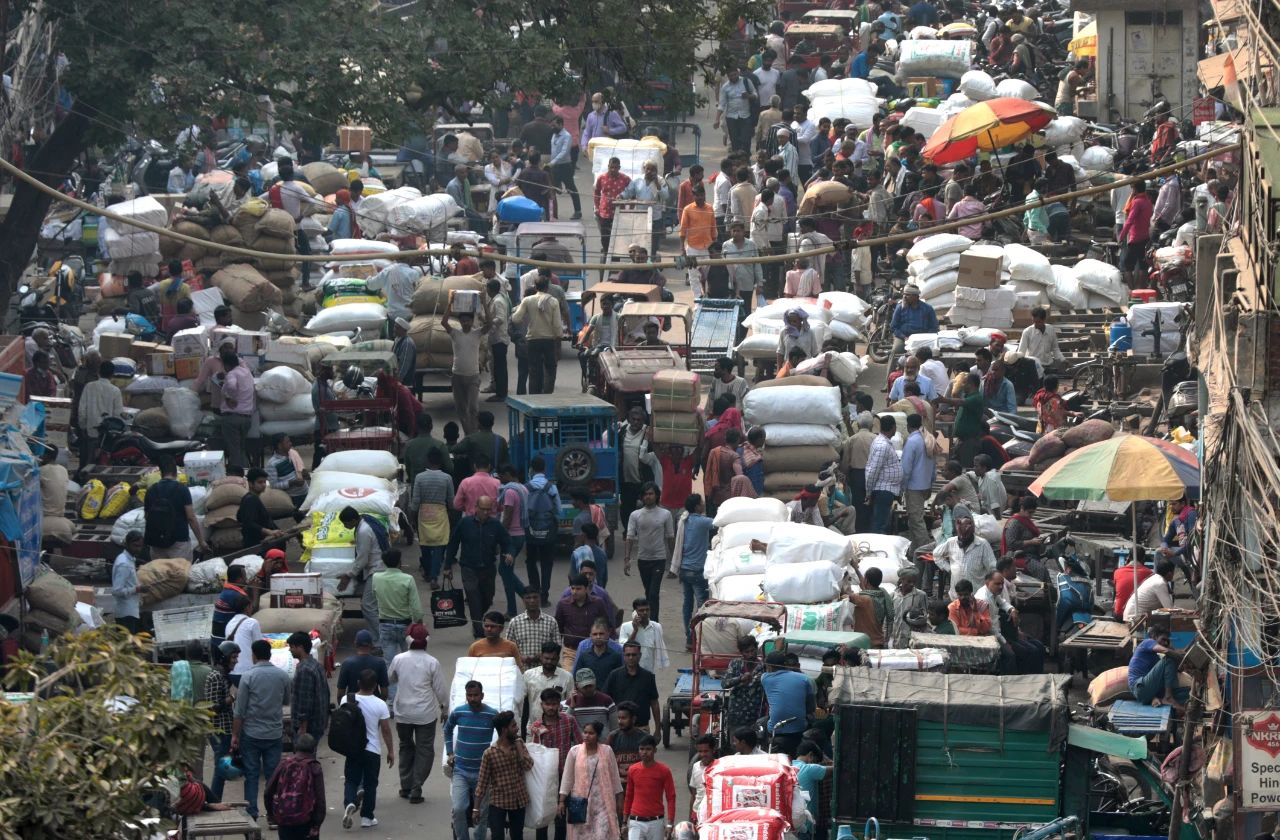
0,143 -> 1239,272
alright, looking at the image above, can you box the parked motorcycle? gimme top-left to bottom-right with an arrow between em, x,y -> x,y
94,417 -> 204,468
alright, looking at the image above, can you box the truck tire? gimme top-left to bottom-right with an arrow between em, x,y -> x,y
555,444 -> 597,487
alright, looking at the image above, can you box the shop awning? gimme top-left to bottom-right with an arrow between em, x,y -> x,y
1197,47 -> 1271,88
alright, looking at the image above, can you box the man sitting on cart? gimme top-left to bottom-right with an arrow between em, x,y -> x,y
721,636 -> 766,735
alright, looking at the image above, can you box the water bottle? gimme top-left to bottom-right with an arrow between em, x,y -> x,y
39,629 -> 50,654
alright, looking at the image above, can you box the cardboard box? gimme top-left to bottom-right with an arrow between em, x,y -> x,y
148,351 -> 175,376
651,369 -> 700,412
956,245 -> 1003,290
130,340 -> 160,363
74,585 -> 95,605
339,125 -> 373,154
269,573 -> 325,608
171,328 -> 207,358
907,77 -> 940,97
98,333 -> 134,361
174,355 -> 203,381
1011,305 -> 1035,328
650,410 -> 700,446
212,328 -> 268,357
182,450 -> 226,485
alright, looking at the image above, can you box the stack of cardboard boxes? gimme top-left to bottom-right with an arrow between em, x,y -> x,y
649,370 -> 701,447
948,245 -> 1015,328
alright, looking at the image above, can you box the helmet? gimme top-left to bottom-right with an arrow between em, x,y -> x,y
174,773 -> 207,816
341,366 -> 365,391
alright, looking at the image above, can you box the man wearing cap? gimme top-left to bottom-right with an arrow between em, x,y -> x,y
776,128 -> 799,183
786,487 -> 824,527
337,629 -> 390,699
567,668 -> 617,734
392,316 -> 417,386
389,623 -> 448,804
889,284 -> 939,384
372,548 -> 424,703
933,507 -> 998,598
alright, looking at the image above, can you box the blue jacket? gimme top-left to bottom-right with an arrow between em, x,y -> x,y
890,300 -> 939,339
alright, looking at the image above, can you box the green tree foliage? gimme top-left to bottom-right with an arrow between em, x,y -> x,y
0,626 -> 211,839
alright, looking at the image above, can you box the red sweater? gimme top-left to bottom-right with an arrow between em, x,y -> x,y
623,760 -> 676,821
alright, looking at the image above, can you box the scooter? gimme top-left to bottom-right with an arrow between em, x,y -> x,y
94,417 -> 204,467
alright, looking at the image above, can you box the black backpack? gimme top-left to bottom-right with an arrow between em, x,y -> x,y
143,479 -> 178,547
327,692 -> 368,758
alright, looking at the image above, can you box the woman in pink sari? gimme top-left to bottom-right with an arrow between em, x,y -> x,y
559,721 -> 623,840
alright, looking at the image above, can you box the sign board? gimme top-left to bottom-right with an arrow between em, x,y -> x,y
1237,710 -> 1280,810
1191,96 -> 1217,126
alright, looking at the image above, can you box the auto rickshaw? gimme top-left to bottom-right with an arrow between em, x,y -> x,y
802,8 -> 864,34
783,23 -> 847,69
587,298 -> 691,415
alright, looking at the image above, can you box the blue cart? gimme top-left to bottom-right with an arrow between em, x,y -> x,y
513,221 -> 589,335
506,393 -> 620,547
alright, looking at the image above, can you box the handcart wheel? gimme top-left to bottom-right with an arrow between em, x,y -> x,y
662,704 -> 672,749
555,444 -> 597,487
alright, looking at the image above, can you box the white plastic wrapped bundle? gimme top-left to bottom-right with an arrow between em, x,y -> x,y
1048,264 -> 1088,311
995,78 -> 1039,100
818,291 -> 870,324
1073,258 -> 1126,303
525,744 -> 560,830
712,496 -> 789,527
718,521 -> 780,549
102,226 -> 161,259
258,393 -> 316,422
305,302 -> 389,334
900,106 -> 947,139
708,545 -> 769,582
255,366 -> 312,404
329,238 -> 400,256
1004,243 -> 1053,283
309,488 -> 399,516
299,471 -> 395,511
388,193 -> 462,234
713,573 -> 766,602
356,186 -> 423,236
829,320 -> 862,343
906,233 -> 972,262
1044,116 -> 1088,149
766,522 -> 853,566
763,560 -> 844,603
959,70 -> 997,101
745,300 -> 832,325
896,39 -> 972,79
449,657 -> 525,717
316,449 -> 401,479
909,252 -> 962,280
588,139 -> 664,176
920,270 -> 959,299
803,78 -> 878,100
909,25 -> 937,39
1129,303 -> 1186,353
163,387 -> 203,438
104,196 -> 168,234
807,94 -> 880,128
957,326 -> 1005,346
744,385 -> 842,426
760,424 -> 841,447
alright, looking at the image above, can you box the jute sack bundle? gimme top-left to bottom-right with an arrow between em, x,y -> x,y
762,445 -> 840,474
301,161 -> 349,196
249,233 -> 296,273
763,471 -> 816,492
210,224 -> 246,246
211,264 -> 283,312
409,316 -> 461,354
256,208 -> 296,239
137,558 -> 191,607
410,275 -> 488,317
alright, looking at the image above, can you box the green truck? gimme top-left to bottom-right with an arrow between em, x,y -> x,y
828,669 -> 1194,840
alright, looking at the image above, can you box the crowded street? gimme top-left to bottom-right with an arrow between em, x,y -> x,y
0,0 -> 1274,838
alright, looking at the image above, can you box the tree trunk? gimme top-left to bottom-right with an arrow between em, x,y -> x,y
0,109 -> 90,321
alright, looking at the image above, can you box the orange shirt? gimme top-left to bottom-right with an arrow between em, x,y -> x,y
468,638 -> 522,658
680,202 -> 717,251
948,599 -> 993,636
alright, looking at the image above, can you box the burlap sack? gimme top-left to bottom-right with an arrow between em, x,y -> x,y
255,208 -> 296,239
410,275 -> 487,317
254,602 -> 341,636
408,316 -> 459,354
42,516 -> 74,544
762,445 -> 840,474
249,233 -> 296,273
203,503 -> 241,529
134,407 -> 171,437
210,528 -> 245,552
40,464 -> 68,518
26,607 -> 81,635
210,264 -> 283,311
301,161 -> 349,196
261,488 -> 296,517
763,471 -> 816,492
26,570 -> 76,617
172,220 -> 210,240
210,224 -> 246,246
265,269 -> 297,289
206,484 -> 248,511
137,558 -> 192,608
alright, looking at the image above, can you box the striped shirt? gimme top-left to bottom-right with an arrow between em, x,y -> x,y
444,702 -> 499,775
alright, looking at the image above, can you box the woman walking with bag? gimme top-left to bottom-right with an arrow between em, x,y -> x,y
558,721 -> 623,840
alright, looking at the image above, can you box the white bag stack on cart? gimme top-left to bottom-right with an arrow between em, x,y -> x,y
357,187 -> 423,237
102,196 -> 167,275
765,522 -> 853,566
1072,259 -> 1128,306
763,559 -> 844,604
895,40 -> 972,80
388,193 -> 462,236
712,497 -> 789,527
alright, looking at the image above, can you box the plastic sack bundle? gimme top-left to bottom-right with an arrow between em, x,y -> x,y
900,106 -> 947,139
1048,265 -> 1088,310
316,449 -> 400,479
1044,116 -> 1088,149
995,78 -> 1039,100
357,186 -> 423,237
388,193 -> 462,234
102,227 -> 161,260
306,301 -> 388,334
1073,258 -> 1125,300
817,290 -> 869,324
909,251 -> 963,281
713,573 -> 766,603
698,808 -> 790,840
712,497 -> 788,527
104,196 -> 168,233
524,743 -> 560,830
896,39 -> 972,79
785,601 -> 851,632
186,557 -> 229,594
959,69 -> 997,101
449,657 -> 525,716
764,560 -> 843,603
766,522 -> 853,567
708,545 -> 769,582
745,300 -> 832,326
258,393 -> 315,423
704,755 -> 798,823
109,508 -> 147,545
718,521 -> 780,549
806,94 -> 879,128
316,275 -> 382,308
1003,243 -> 1053,283
744,385 -> 842,427
906,233 -> 972,262
760,424 -> 841,447
300,471 -> 395,511
255,366 -> 312,404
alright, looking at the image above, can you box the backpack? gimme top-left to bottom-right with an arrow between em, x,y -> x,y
327,692 -> 368,758
271,755 -> 320,826
526,481 -> 559,544
143,479 -> 179,547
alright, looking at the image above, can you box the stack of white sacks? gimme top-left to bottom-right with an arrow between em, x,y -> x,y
907,233 -> 1129,329
703,499 -> 921,658
743,384 -> 845,502
734,293 -> 870,368
255,364 -> 318,439
101,196 -> 167,277
802,78 -> 880,128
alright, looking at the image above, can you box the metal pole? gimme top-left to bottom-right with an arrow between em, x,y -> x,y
1166,674 -> 1203,840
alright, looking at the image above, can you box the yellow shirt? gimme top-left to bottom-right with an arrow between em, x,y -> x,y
511,292 -> 563,340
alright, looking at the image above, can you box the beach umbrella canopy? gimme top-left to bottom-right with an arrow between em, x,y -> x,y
1069,20 -> 1097,57
1028,435 -> 1200,502
921,97 -> 1056,163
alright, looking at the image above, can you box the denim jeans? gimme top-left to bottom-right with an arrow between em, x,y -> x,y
1133,655 -> 1189,705
681,569 -> 709,644
344,750 -> 381,819
379,620 -> 409,702
525,541 -> 556,599
489,805 -> 526,840
420,545 -> 447,581
239,734 -> 282,819
498,556 -> 528,617
870,490 -> 897,534
452,769 -> 489,840
208,732 -> 232,801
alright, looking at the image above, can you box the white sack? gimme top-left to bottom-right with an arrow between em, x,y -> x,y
102,227 -> 161,259
764,560 -> 844,604
708,545 -> 769,582
995,78 -> 1039,100
357,186 -> 423,237
712,497 -> 788,527
255,366 -> 312,404
186,557 -> 229,594
766,522 -> 854,566
258,393 -> 316,423
316,449 -> 401,479
817,291 -> 870,324
906,233 -> 972,262
524,743 -> 560,830
162,387 -> 203,438
719,521 -> 780,550
896,39 -> 972,79
974,513 -> 1002,546
449,657 -> 525,716
110,508 -> 148,545
309,488 -> 399,516
105,196 -> 168,233
388,194 -> 463,234
959,70 -> 997,101
300,472 -> 395,511
744,385 -> 842,427
712,573 -> 765,603
306,302 -> 389,334
761,424 -> 841,447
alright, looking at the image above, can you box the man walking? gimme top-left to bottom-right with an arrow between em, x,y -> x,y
668,494 -> 712,651
622,736 -> 677,840
445,495 -> 514,638
619,598 -> 669,675
372,548 -> 422,703
217,346 -> 256,471
603,641 -> 663,736
443,298 -> 491,435
447,681 -> 499,840
594,156 -> 631,255
111,531 -> 142,634
899,413 -> 936,550
715,68 -> 757,154
864,415 -> 903,534
341,670 -> 395,830
623,483 -> 674,621
505,590 -> 563,670
529,687 -> 581,840
474,711 -> 534,840
522,641 -> 574,734
231,639 -> 290,822
287,631 -> 329,742
389,623 -> 448,804
511,273 -> 564,395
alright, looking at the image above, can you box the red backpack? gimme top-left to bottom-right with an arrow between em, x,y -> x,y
271,755 -> 319,826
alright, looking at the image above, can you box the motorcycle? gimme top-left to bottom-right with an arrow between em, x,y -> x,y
94,417 -> 204,468
1147,228 -> 1193,302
